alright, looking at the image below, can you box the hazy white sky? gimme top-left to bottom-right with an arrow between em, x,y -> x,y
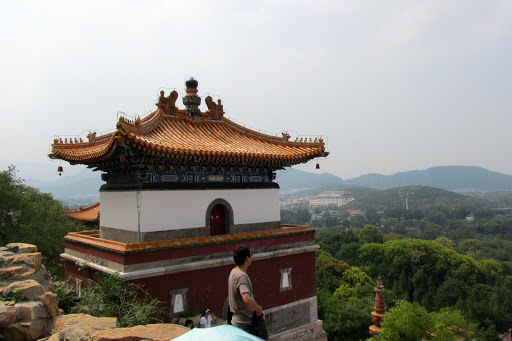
1,1 -> 511,181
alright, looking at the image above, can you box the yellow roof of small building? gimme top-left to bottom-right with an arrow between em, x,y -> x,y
65,202 -> 100,222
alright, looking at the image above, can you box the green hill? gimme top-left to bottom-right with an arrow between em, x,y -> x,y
344,185 -> 491,211
287,184 -> 378,199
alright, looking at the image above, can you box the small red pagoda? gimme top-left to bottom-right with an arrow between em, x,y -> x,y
50,78 -> 328,340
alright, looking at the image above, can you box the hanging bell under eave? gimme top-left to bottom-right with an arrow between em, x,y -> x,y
316,162 -> 320,169
57,166 -> 63,176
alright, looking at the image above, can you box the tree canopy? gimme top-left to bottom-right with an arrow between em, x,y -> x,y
0,166 -> 86,277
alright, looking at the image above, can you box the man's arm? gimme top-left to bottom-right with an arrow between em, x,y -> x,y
242,292 -> 265,319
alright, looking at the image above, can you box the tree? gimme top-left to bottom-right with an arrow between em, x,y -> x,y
358,225 -> 383,244
333,266 -> 373,300
0,166 -> 24,242
316,251 -> 349,293
320,295 -> 373,341
433,237 -> 456,249
350,215 -> 366,229
380,301 -> 478,341
335,242 -> 361,264
379,300 -> 433,341
365,208 -> 380,226
435,277 -> 469,308
0,166 -> 85,277
425,208 -> 447,225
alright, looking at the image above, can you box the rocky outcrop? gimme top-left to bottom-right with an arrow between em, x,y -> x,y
0,243 -> 192,341
46,314 -> 119,341
0,243 -> 56,340
89,323 -> 190,341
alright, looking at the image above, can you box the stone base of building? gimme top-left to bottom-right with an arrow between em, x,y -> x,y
269,320 -> 327,341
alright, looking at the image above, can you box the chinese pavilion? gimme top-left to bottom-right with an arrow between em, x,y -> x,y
50,78 -> 328,340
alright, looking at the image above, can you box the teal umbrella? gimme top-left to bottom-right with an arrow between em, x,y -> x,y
172,325 -> 264,341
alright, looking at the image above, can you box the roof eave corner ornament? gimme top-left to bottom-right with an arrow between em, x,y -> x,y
156,90 -> 179,115
87,132 -> 97,142
281,132 -> 291,141
205,96 -> 225,120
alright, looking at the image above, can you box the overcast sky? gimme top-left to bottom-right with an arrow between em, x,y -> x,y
1,1 -> 511,181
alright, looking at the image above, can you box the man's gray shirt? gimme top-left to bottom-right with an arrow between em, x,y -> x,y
228,268 -> 253,326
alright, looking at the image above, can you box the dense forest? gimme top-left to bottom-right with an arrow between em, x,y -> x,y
281,184 -> 512,339
308,205 -> 512,339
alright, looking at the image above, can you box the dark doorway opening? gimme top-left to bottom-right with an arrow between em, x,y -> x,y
209,204 -> 227,235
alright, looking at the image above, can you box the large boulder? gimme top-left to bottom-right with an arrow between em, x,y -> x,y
0,305 -> 17,328
5,252 -> 43,271
89,324 -> 190,341
47,314 -> 119,341
0,266 -> 35,281
17,301 -> 47,321
5,244 -> 38,254
37,292 -> 60,318
3,319 -> 46,341
2,280 -> 45,300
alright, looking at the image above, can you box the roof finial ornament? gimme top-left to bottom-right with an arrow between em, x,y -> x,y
205,96 -> 224,120
183,77 -> 202,117
157,90 -> 179,115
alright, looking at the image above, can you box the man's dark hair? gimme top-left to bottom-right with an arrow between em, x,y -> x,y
233,245 -> 251,265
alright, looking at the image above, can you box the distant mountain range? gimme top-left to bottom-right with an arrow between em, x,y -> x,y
276,169 -> 343,192
344,166 -> 512,192
23,166 -> 512,206
25,170 -> 103,204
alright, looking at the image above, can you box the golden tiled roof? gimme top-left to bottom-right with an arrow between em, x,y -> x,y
65,202 -> 100,222
49,85 -> 328,165
51,113 -> 327,164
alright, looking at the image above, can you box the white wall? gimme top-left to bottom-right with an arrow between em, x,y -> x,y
100,191 -> 139,232
100,188 -> 280,232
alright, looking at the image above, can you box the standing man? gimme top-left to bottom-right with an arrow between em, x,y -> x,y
228,245 -> 265,334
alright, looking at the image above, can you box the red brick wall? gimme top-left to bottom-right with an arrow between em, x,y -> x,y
65,251 -> 316,319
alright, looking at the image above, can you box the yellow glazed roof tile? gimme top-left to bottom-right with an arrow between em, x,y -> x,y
50,110 -> 327,164
65,202 -> 100,222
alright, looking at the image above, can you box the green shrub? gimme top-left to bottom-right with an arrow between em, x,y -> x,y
72,274 -> 163,327
0,290 -> 26,303
54,278 -> 80,314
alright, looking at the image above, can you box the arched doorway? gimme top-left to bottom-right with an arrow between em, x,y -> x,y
209,204 -> 226,235
206,199 -> 233,236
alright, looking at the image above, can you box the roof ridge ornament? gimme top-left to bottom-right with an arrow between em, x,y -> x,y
183,77 -> 201,117
205,96 -> 224,120
87,132 -> 97,142
156,90 -> 179,115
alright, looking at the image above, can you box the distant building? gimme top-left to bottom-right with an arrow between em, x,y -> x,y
346,209 -> 363,217
309,191 -> 354,208
280,198 -> 309,209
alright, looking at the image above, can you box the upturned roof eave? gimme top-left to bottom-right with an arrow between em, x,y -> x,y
50,112 -> 328,165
